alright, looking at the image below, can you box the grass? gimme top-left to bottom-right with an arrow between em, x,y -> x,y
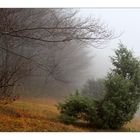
0,97 -> 87,132
0,97 -> 139,132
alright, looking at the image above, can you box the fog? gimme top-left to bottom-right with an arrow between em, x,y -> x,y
80,9 -> 140,79
0,9 -> 113,99
1,8 -> 140,99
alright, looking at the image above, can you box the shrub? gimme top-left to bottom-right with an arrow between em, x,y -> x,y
57,90 -> 97,124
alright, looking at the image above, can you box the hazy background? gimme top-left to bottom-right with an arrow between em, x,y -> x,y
80,9 -> 140,79
1,9 -> 140,99
23,9 -> 140,98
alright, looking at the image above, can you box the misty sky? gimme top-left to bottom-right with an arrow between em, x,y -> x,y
80,9 -> 140,79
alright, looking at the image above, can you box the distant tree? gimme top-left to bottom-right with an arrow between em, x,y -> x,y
81,79 -> 105,100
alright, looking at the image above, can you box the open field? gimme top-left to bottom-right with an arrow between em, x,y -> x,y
0,97 -> 139,132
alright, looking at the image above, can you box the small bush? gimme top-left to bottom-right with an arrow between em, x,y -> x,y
57,90 -> 97,124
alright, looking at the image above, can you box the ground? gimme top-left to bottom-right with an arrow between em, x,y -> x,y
0,97 -> 138,132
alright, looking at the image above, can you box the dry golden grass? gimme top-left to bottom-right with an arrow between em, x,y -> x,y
0,97 -> 90,132
123,117 -> 140,132
0,97 -> 139,132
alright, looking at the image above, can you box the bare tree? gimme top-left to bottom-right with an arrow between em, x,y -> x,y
0,9 -> 113,101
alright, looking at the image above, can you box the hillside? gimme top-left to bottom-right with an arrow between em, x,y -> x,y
0,97 -> 138,132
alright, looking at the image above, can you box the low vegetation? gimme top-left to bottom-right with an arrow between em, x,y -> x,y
57,91 -> 97,125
